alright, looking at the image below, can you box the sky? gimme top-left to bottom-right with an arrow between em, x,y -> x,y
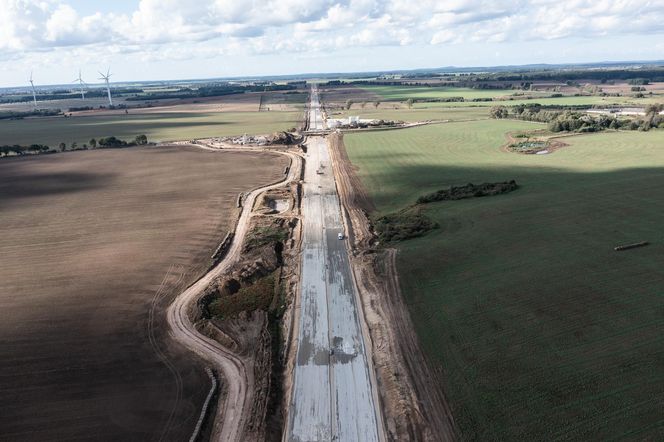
1,0 -> 664,87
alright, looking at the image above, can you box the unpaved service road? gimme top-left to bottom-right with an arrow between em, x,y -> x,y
287,88 -> 381,441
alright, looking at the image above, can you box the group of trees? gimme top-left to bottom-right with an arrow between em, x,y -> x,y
94,134 -> 148,147
483,68 -> 664,83
490,104 -> 664,133
344,99 -> 381,110
0,135 -> 149,158
0,144 -> 52,156
0,109 -> 61,120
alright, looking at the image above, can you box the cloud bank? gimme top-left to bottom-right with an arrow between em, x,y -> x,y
1,0 -> 663,85
3,0 -> 664,55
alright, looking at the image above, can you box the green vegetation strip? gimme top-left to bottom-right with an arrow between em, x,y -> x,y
345,121 -> 664,440
246,226 -> 289,249
416,181 -> 518,204
209,273 -> 277,319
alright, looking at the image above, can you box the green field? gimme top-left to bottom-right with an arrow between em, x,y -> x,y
0,110 -> 300,147
411,95 -> 664,108
334,106 -> 490,122
344,123 -> 664,440
359,85 -> 664,108
363,85 -> 536,101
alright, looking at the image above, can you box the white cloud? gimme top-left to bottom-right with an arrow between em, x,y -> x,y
2,0 -> 664,83
4,0 -> 664,53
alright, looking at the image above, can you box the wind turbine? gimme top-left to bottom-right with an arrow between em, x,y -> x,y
73,69 -> 87,100
98,67 -> 113,106
29,71 -> 37,108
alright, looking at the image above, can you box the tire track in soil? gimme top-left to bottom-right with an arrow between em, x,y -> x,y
148,263 -> 184,442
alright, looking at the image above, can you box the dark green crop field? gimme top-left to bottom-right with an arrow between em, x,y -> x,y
344,123 -> 664,440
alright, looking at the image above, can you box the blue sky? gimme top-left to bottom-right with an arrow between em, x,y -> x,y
1,0 -> 663,87
66,0 -> 138,15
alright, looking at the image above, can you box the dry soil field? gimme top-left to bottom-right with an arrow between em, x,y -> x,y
0,146 -> 288,441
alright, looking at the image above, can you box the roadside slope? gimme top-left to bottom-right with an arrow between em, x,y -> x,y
329,132 -> 457,441
167,146 -> 300,442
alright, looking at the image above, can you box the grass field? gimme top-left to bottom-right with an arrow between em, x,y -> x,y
344,124 -> 664,440
411,95 -> 664,108
0,146 -> 289,440
357,85 -> 664,108
0,110 -> 300,147
363,85 -> 538,100
332,106 -> 491,122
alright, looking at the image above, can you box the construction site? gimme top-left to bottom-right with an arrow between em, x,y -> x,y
2,64 -> 664,441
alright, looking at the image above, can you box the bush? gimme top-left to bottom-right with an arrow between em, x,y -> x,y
246,226 -> 288,249
0,144 -> 51,156
209,273 -> 276,319
417,181 -> 519,204
374,210 -> 438,242
98,136 -> 129,147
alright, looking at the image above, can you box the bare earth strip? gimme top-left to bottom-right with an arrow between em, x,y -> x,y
0,146 -> 287,441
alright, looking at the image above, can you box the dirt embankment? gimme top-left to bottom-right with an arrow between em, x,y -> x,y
195,189 -> 302,441
329,133 -> 458,441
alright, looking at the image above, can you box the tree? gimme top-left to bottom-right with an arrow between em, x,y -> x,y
406,98 -> 414,109
135,134 -> 148,145
360,101 -> 366,109
59,142 -> 66,151
345,99 -> 354,110
89,138 -> 97,148
70,142 -> 77,150
645,104 -> 663,115
489,106 -> 508,119
373,101 -> 380,109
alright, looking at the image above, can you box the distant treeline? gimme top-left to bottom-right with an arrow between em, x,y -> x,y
0,89 -> 143,104
327,67 -> 664,90
126,84 -> 298,101
326,79 -> 513,90
480,68 -> 664,83
0,144 -> 53,156
0,135 -> 149,158
491,103 -> 664,132
0,109 -> 62,119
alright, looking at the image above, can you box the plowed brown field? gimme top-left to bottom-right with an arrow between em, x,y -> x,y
0,146 -> 288,441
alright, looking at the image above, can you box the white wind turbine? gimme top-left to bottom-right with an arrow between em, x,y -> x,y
73,69 -> 87,99
98,67 -> 113,106
29,71 -> 38,108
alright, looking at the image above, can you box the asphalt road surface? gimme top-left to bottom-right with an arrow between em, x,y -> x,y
287,88 -> 381,441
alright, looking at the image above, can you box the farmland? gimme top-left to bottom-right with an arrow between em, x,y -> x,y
0,146 -> 289,440
331,106 -> 492,123
0,109 -> 300,147
322,83 -> 664,116
362,85 -> 536,101
344,123 -> 664,440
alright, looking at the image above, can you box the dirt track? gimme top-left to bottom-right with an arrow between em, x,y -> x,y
167,145 -> 301,442
328,132 -> 458,441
